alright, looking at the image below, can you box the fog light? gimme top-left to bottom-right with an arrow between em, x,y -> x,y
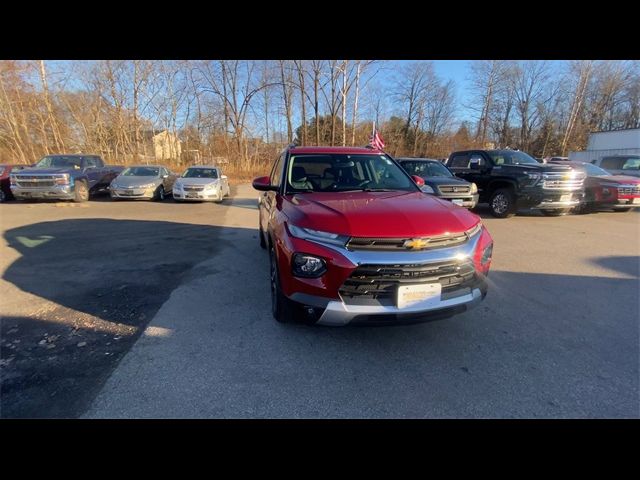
481,243 -> 493,265
292,253 -> 326,278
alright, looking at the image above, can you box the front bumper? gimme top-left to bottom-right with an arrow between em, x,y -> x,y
522,190 -> 583,209
291,280 -> 486,326
110,187 -> 155,199
438,193 -> 479,209
612,196 -> 640,208
11,185 -> 74,200
173,189 -> 221,201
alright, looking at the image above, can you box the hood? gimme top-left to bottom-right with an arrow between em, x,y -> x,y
176,178 -> 219,186
600,175 -> 640,184
112,176 -> 161,187
14,167 -> 76,175
282,191 -> 480,238
421,176 -> 471,187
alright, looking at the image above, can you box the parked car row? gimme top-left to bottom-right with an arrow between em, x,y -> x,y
394,149 -> 640,217
3,155 -> 230,203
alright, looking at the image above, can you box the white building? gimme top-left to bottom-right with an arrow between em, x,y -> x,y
569,128 -> 640,162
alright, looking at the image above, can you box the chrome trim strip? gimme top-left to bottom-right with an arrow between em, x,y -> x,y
316,287 -> 483,326
310,229 -> 483,266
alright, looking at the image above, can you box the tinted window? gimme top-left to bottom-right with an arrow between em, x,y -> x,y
286,154 -> 417,193
600,157 -> 625,169
488,150 -> 538,165
35,156 -> 83,169
121,167 -> 160,177
182,168 -> 218,178
400,161 -> 453,177
449,154 -> 470,168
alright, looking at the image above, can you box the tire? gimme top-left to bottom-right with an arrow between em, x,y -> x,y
489,188 -> 516,218
74,180 -> 89,202
154,185 -> 165,201
573,203 -> 594,215
613,207 -> 633,213
541,208 -> 571,216
269,245 -> 295,323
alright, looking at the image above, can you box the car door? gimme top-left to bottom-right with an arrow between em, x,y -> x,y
83,156 -> 103,188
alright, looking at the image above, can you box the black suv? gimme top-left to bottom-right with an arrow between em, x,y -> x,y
396,157 -> 479,209
446,149 -> 586,218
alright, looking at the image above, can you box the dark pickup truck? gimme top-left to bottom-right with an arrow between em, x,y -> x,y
10,154 -> 123,202
446,149 -> 586,217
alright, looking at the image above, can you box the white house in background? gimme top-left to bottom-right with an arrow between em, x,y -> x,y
153,130 -> 181,160
569,128 -> 640,162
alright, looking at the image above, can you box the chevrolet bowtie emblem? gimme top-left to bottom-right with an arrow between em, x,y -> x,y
403,238 -> 429,250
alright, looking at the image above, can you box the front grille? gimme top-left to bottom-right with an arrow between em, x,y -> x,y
618,185 -> 640,195
346,231 -> 473,252
339,260 -> 476,300
183,185 -> 204,191
541,171 -> 585,190
438,185 -> 471,194
16,175 -> 56,188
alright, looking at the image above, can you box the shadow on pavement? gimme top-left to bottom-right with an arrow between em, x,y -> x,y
1,218 -> 228,418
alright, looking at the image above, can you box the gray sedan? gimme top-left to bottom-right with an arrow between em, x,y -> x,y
173,166 -> 230,202
110,165 -> 177,201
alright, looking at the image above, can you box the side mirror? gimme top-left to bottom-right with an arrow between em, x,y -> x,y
590,160 -> 597,164
221,175 -> 228,180
411,175 -> 425,187
162,174 -> 169,179
252,175 -> 278,192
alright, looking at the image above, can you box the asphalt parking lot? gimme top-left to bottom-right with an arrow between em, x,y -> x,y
1,187 -> 638,418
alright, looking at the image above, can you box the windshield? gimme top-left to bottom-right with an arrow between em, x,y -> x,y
488,150 -> 539,166
400,160 -> 453,178
36,156 -> 83,169
121,167 -> 159,177
286,154 -> 418,193
581,163 -> 611,176
182,168 -> 218,179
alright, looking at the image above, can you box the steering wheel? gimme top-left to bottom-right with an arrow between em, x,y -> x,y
356,180 -> 372,188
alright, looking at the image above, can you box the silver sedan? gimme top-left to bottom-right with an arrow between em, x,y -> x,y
110,165 -> 177,201
173,166 -> 230,202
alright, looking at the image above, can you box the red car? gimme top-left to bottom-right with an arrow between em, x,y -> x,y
253,146 -> 493,325
1,164 -> 24,202
551,161 -> 640,213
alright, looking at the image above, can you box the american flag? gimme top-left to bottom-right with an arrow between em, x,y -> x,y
369,124 -> 385,150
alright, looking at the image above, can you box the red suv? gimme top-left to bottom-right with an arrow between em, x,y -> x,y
253,146 -> 493,325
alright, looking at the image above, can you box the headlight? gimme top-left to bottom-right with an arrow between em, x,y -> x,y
526,172 -> 541,184
205,183 -> 219,190
287,224 -> 349,247
470,182 -> 478,194
292,253 -> 327,278
421,185 -> 435,194
10,174 -> 17,186
55,174 -> 70,185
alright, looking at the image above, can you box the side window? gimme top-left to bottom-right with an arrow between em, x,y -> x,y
600,157 -> 621,170
623,158 -> 640,170
93,156 -> 104,168
449,154 -> 470,168
161,167 -> 168,177
469,154 -> 485,166
84,157 -> 97,168
270,153 -> 285,187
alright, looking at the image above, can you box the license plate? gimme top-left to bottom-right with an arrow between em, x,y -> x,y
186,193 -> 199,199
633,198 -> 640,204
560,194 -> 572,202
451,199 -> 464,206
125,190 -> 134,195
397,283 -> 442,309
